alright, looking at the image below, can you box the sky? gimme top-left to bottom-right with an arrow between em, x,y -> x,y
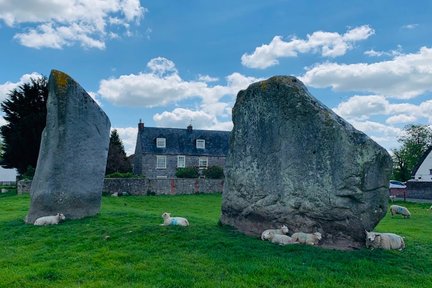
0,0 -> 432,179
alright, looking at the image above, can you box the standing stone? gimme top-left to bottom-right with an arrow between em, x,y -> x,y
25,70 -> 111,223
220,76 -> 392,249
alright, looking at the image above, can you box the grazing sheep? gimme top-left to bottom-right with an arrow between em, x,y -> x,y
365,231 -> 405,250
160,212 -> 189,226
34,213 -> 66,226
261,225 -> 289,240
269,234 -> 298,245
390,205 -> 411,218
291,232 -> 322,245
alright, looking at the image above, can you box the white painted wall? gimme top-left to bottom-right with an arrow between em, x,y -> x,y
413,150 -> 432,182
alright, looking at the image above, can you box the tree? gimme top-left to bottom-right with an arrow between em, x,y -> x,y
392,124 -> 432,181
0,76 -> 48,175
105,129 -> 132,175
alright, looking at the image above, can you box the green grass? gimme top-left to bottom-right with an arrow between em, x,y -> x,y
1,193 -> 432,287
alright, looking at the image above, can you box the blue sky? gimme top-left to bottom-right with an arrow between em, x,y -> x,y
1,0 -> 432,180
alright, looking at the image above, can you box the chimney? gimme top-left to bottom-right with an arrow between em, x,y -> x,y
138,119 -> 144,131
187,124 -> 193,132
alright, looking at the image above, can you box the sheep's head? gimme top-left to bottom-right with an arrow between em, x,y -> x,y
281,225 -> 289,234
59,213 -> 65,220
314,232 -> 322,240
162,212 -> 170,219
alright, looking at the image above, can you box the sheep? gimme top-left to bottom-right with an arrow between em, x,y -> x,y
269,233 -> 298,245
34,213 -> 66,226
291,232 -> 322,245
389,195 -> 396,202
261,225 -> 289,240
160,212 -> 189,226
365,231 -> 405,250
390,205 -> 411,218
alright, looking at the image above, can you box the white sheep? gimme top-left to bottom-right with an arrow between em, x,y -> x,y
261,225 -> 289,240
269,234 -> 298,245
365,231 -> 405,250
291,232 -> 322,245
34,213 -> 66,226
160,212 -> 189,226
389,195 -> 396,202
390,205 -> 411,218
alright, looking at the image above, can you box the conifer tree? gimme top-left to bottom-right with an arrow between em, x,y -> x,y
105,129 -> 132,175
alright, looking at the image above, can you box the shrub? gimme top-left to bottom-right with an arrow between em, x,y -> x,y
175,167 -> 199,178
105,172 -> 142,179
203,166 -> 224,179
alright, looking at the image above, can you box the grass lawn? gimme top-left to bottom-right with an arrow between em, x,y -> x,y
1,192 -> 432,288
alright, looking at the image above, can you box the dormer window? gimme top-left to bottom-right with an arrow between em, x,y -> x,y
196,139 -> 205,149
156,138 -> 166,148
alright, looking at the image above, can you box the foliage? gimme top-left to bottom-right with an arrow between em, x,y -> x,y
105,172 -> 142,179
175,166 -> 199,178
20,165 -> 35,180
392,124 -> 432,181
1,194 -> 432,287
0,77 -> 48,175
105,129 -> 132,175
203,165 -> 224,179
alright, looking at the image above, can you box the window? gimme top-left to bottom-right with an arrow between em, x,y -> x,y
156,156 -> 166,169
196,139 -> 205,149
429,169 -> 432,175
198,157 -> 208,169
177,155 -> 186,168
156,138 -> 166,148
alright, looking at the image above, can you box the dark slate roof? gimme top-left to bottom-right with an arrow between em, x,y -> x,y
138,126 -> 230,156
411,146 -> 432,176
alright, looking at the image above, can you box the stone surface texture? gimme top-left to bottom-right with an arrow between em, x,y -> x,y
220,76 -> 392,249
26,70 -> 111,223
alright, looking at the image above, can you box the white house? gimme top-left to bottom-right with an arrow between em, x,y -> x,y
411,147 -> 432,182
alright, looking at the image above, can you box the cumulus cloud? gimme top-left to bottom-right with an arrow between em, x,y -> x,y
0,72 -> 43,102
364,45 -> 403,57
0,0 -> 146,49
241,25 -> 374,69
301,47 -> 432,99
98,57 -> 261,108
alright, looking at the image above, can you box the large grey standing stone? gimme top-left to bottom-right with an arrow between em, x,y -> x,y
220,76 -> 392,249
25,70 -> 111,223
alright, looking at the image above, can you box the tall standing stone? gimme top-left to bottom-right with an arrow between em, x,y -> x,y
25,70 -> 111,223
220,76 -> 392,249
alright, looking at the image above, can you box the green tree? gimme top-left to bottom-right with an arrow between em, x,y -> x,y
105,129 -> 132,175
0,76 -> 48,175
392,124 -> 432,181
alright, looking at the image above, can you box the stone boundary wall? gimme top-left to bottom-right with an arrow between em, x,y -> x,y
17,178 -> 224,195
406,181 -> 432,199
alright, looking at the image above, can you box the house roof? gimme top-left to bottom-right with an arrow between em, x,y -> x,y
137,125 -> 230,157
411,146 -> 432,176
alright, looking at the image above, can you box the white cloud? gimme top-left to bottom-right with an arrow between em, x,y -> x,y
0,0 -> 146,49
198,74 -> 219,82
402,24 -> 418,29
385,114 -> 417,125
301,47 -> 432,99
348,120 -> 403,151
98,57 -> 261,108
0,72 -> 43,102
364,45 -> 402,57
241,25 -> 374,69
113,127 -> 137,156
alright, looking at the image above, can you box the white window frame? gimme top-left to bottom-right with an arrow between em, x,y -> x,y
196,139 -> 205,149
156,138 -> 166,148
198,157 -> 208,169
156,155 -> 166,169
177,155 -> 186,168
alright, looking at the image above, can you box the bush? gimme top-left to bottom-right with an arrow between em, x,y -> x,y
203,165 -> 224,179
175,167 -> 199,178
105,172 -> 142,179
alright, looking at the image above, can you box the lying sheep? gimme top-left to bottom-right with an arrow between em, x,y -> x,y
390,205 -> 411,218
261,225 -> 289,240
34,213 -> 66,226
291,232 -> 322,245
365,231 -> 405,250
160,212 -> 189,226
269,234 -> 298,245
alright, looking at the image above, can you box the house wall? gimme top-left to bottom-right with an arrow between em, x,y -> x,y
413,151 -> 432,181
140,154 -> 226,179
18,178 -> 224,195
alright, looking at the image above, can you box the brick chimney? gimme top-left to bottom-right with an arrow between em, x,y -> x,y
138,119 -> 144,131
187,124 -> 193,132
